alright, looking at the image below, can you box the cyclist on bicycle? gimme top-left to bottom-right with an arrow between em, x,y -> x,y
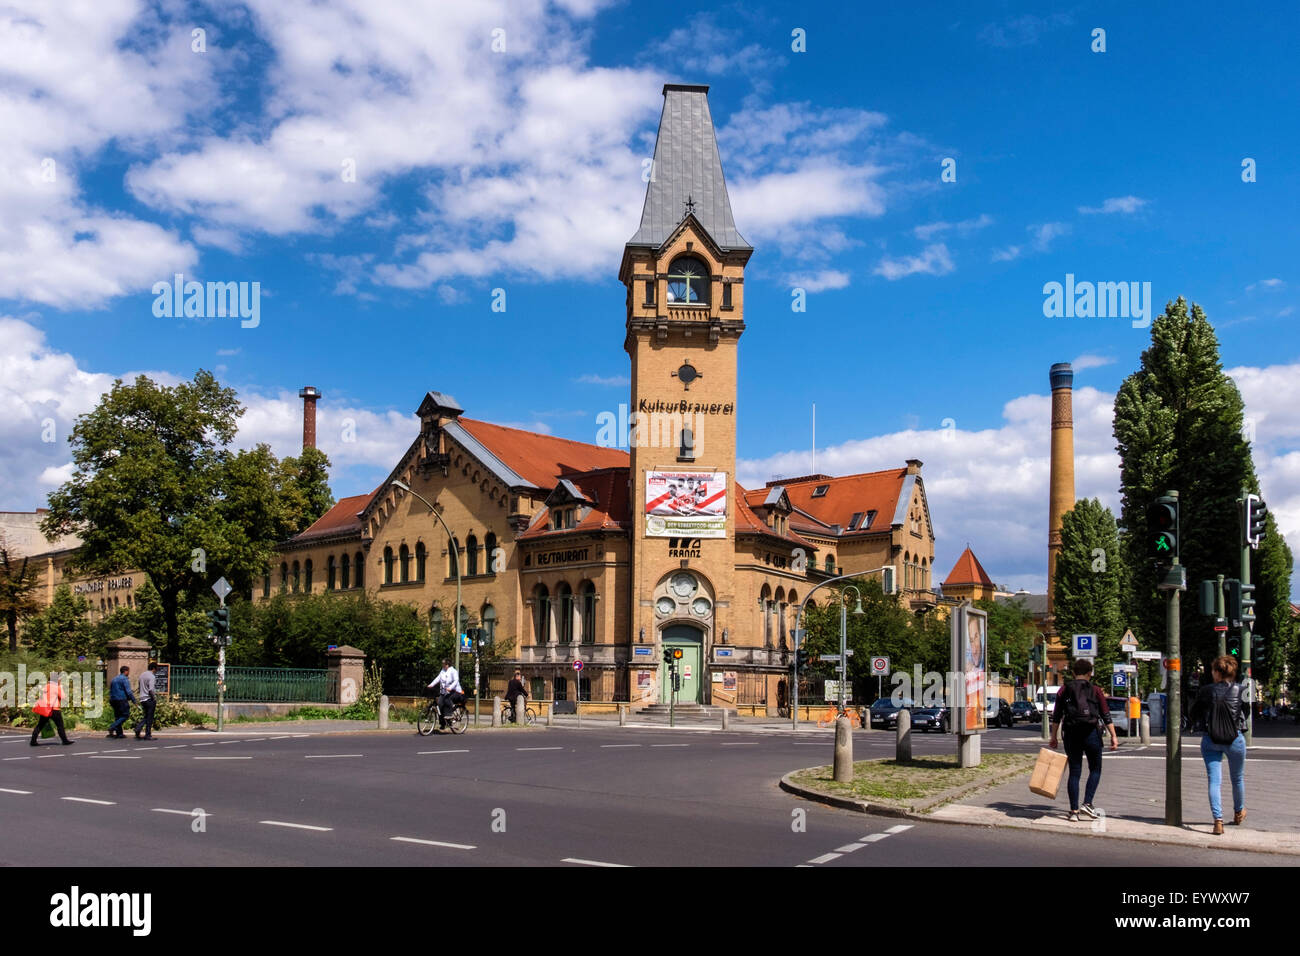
505,669 -> 527,723
427,658 -> 463,730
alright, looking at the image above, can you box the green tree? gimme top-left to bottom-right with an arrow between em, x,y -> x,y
1053,498 -> 1128,676
977,596 -> 1037,685
23,584 -> 95,660
1113,297 -> 1293,678
277,447 -> 335,535
0,539 -> 43,653
40,371 -> 305,661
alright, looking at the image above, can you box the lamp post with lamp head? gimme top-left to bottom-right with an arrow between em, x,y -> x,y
391,479 -> 462,676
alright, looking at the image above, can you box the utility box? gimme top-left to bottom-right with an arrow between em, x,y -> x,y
1146,692 -> 1166,734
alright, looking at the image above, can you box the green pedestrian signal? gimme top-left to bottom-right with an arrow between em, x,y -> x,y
1148,496 -> 1178,563
1228,634 -> 1240,658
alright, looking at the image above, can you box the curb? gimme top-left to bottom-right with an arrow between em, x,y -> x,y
779,760 -> 1031,818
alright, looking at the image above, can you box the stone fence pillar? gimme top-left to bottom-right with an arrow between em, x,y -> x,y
104,637 -> 151,689
327,645 -> 367,706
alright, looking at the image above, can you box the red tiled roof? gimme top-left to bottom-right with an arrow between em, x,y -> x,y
517,468 -> 631,540
944,546 -> 995,588
734,484 -> 817,549
771,469 -> 908,533
458,418 -> 628,489
294,491 -> 376,542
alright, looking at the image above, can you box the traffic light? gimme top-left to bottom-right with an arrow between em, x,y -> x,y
662,647 -> 673,664
795,648 -> 808,671
1198,579 -> 1217,617
1245,495 -> 1268,549
1228,634 -> 1241,658
1239,582 -> 1256,627
672,648 -> 683,661
1252,632 -> 1266,662
1148,496 -> 1178,563
206,609 -> 219,634
215,606 -> 230,637
1224,579 -> 1241,626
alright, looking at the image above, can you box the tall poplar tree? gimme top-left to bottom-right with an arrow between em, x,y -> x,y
1052,498 -> 1127,676
1113,297 -> 1293,675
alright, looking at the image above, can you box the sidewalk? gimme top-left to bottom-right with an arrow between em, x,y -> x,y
930,746 -> 1300,856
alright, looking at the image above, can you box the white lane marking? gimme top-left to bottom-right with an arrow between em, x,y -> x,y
192,743 -> 215,747
291,734 -> 310,738
600,744 -> 641,748
242,738 -> 266,742
194,756 -> 252,760
259,820 -> 332,831
270,735 -> 293,740
390,837 -> 477,850
163,745 -> 189,749
808,852 -> 841,864
101,748 -> 128,754
720,742 -> 759,746
219,740 -> 244,744
3,756 -> 32,761
562,858 -> 629,868
418,750 -> 469,755
1,737 -> 31,742
135,747 -> 158,751
516,747 -> 563,751
90,756 -> 141,760
304,754 -> 364,759
152,808 -> 213,816
650,744 -> 689,748
0,787 -> 33,794
62,797 -> 116,805
885,824 -> 913,834
835,843 -> 866,853
862,833 -> 889,843
36,754 -> 66,758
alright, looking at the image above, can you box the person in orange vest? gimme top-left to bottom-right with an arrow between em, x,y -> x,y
30,671 -> 75,747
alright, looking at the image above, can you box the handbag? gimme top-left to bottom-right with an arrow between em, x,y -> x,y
41,722 -> 55,738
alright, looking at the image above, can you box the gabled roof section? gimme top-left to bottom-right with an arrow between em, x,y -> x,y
455,419 -> 629,490
517,468 -> 631,540
779,469 -> 908,534
944,547 -> 995,588
290,491 -> 376,545
627,84 -> 750,252
734,484 -> 817,549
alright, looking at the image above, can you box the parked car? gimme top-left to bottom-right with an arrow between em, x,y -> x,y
869,697 -> 915,729
910,706 -> 950,733
985,698 -> 1014,728
1010,701 -> 1038,723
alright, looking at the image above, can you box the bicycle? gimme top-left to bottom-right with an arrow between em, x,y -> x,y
417,695 -> 469,736
500,700 -> 537,726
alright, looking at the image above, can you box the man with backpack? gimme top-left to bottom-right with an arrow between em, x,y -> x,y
1050,658 -> 1119,822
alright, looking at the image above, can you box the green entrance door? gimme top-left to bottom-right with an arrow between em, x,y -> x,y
661,625 -> 703,704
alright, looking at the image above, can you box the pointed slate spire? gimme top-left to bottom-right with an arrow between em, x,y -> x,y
627,84 -> 750,252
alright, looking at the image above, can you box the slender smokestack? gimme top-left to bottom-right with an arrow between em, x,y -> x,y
1047,363 -> 1075,632
299,386 -> 321,451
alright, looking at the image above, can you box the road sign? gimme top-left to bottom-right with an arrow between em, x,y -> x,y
572,660 -> 584,672
870,656 -> 890,675
683,664 -> 692,680
1112,663 -> 1137,673
792,629 -> 806,643
1132,650 -> 1162,661
1113,672 -> 1129,689
824,681 -> 852,702
212,576 -> 231,602
821,654 -> 842,663
459,633 -> 472,652
1072,634 -> 1097,657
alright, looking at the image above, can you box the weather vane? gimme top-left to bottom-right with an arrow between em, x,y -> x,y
683,194 -> 696,216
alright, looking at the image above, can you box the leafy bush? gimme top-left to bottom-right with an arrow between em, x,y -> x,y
84,693 -> 210,730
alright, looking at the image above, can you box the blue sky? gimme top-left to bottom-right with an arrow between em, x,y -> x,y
2,1 -> 1296,595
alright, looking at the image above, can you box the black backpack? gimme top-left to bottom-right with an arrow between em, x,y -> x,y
1208,683 -> 1242,745
1062,679 -> 1100,728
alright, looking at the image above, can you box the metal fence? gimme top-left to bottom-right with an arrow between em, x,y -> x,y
169,665 -> 339,703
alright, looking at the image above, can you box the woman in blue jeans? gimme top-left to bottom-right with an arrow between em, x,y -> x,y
1188,655 -> 1248,835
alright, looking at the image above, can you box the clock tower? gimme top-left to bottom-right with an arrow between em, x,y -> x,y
619,84 -> 752,700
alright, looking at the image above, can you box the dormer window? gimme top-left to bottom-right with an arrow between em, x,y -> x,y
864,510 -> 877,530
848,512 -> 864,531
666,255 -> 710,305
812,485 -> 829,498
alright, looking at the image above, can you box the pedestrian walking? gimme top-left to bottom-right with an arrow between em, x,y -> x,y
1188,654 -> 1248,835
134,661 -> 159,740
107,665 -> 137,739
30,671 -> 75,746
1049,657 -> 1118,822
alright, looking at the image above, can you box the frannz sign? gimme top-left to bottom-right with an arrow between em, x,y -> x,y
667,537 -> 702,558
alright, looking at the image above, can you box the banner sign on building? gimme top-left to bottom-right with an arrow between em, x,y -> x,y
644,471 -> 727,538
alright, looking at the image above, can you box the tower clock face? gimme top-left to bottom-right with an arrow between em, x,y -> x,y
670,573 -> 697,598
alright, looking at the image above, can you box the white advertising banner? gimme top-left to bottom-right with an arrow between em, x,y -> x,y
645,471 -> 727,538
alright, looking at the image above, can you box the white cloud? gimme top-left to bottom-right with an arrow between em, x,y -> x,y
1079,196 -> 1149,215
1070,354 -> 1116,371
978,13 -> 1074,48
1030,221 -> 1071,250
873,244 -> 954,281
1246,278 -> 1285,292
786,270 -> 850,293
991,245 -> 1022,262
575,374 -> 631,387
913,214 -> 993,241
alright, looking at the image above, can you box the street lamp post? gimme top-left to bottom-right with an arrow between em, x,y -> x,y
391,480 -> 462,677
840,585 -> 865,715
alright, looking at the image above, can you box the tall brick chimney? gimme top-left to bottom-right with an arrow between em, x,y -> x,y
1047,363 -> 1075,634
299,386 -> 321,451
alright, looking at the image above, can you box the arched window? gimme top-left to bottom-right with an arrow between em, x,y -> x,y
262,573 -> 270,598
557,583 -> 574,643
304,559 -> 313,593
581,582 -> 596,643
280,562 -> 288,592
383,547 -> 394,585
430,605 -> 443,638
534,585 -> 550,644
354,552 -> 364,588
824,554 -> 835,573
292,561 -> 300,593
482,604 -> 497,645
449,537 -> 460,578
327,555 -> 336,591
399,544 -> 410,583
666,255 -> 710,305
466,534 -> 479,576
484,532 -> 498,574
341,553 -> 351,590
415,542 -> 426,582
761,585 -> 773,648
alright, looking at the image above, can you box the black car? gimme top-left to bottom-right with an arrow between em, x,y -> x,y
869,697 -> 914,729
985,698 -> 1014,728
1010,701 -> 1038,723
910,706 -> 950,733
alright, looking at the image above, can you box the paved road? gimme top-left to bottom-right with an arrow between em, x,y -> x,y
0,726 -> 1290,867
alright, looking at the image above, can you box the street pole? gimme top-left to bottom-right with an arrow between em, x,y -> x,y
391,480 -> 462,676
840,596 -> 847,714
1165,491 -> 1182,827
1216,574 -> 1226,658
216,594 -> 226,733
1239,491 -> 1253,746
1038,634 -> 1049,741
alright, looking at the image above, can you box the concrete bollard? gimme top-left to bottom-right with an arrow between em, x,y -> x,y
546,704 -> 554,727
721,708 -> 730,731
378,695 -> 389,730
896,708 -> 912,764
619,704 -> 627,726
516,694 -> 527,726
491,696 -> 501,728
833,716 -> 854,782
1140,713 -> 1150,745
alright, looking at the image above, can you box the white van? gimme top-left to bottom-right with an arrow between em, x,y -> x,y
1035,685 -> 1061,716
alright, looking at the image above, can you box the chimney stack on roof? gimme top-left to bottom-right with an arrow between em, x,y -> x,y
299,386 -> 321,452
